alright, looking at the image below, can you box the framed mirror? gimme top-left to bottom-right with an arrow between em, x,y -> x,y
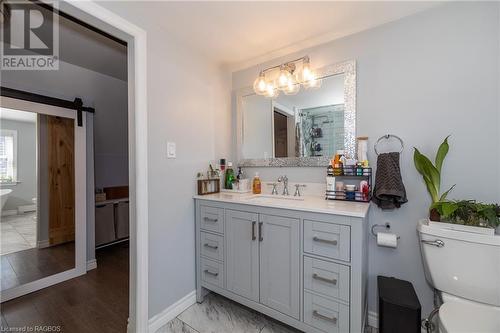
236,60 -> 356,167
0,96 -> 86,302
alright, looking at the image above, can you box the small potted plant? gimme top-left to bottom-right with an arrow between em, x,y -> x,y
414,136 -> 500,235
413,136 -> 455,221
431,200 -> 500,235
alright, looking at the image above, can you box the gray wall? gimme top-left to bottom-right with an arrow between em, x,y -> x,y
1,58 -> 128,190
98,1 -> 233,317
0,119 -> 37,212
232,2 -> 500,317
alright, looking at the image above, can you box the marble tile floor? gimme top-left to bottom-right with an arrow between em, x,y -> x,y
156,293 -> 377,333
1,212 -> 37,255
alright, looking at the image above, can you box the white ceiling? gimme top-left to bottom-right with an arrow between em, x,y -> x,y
98,1 -> 441,70
0,108 -> 37,123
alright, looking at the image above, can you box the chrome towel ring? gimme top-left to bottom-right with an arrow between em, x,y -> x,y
374,134 -> 404,155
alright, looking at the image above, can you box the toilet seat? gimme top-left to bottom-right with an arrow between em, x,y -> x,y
439,301 -> 500,333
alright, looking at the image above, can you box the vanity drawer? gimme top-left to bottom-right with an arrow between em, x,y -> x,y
304,220 -> 350,262
200,257 -> 224,289
200,205 -> 224,234
200,232 -> 224,262
304,256 -> 350,303
304,291 -> 349,333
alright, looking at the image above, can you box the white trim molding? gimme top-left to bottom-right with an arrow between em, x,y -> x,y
37,240 -> 50,249
86,259 -> 97,271
148,291 -> 196,333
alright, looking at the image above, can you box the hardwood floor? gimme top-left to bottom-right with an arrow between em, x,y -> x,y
1,242 -> 75,291
1,241 -> 129,333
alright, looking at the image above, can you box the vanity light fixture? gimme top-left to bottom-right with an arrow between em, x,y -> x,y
253,56 -> 321,98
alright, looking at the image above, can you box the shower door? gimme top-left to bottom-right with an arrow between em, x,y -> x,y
0,96 -> 86,301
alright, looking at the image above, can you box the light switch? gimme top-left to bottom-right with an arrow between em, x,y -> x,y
167,142 -> 176,158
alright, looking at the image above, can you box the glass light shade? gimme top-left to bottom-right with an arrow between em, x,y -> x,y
264,82 -> 279,98
302,60 -> 314,82
283,76 -> 300,95
304,76 -> 322,90
277,67 -> 292,90
253,72 -> 267,95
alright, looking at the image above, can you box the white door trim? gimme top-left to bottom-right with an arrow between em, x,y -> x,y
56,1 -> 149,332
0,97 -> 87,302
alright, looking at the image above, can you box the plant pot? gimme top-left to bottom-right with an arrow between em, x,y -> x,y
428,219 -> 495,236
429,208 -> 440,222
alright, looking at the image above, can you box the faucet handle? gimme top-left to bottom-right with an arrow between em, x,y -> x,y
267,183 -> 279,195
294,184 -> 307,197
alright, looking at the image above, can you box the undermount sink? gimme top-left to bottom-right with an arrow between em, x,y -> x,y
243,194 -> 305,202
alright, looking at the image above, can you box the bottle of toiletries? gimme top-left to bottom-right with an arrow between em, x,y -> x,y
236,167 -> 243,181
333,150 -> 344,176
225,162 -> 235,189
252,173 -> 262,194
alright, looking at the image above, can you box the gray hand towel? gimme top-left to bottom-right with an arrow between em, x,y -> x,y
372,152 -> 407,209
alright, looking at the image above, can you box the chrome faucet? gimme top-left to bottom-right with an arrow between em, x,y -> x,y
278,175 -> 289,196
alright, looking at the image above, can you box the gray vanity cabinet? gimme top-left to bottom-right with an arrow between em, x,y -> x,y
195,198 -> 368,333
259,214 -> 300,319
225,209 -> 260,302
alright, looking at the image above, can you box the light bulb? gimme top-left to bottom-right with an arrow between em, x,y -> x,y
265,82 -> 279,98
277,66 -> 292,90
304,75 -> 322,90
284,76 -> 300,95
253,71 -> 267,95
302,57 -> 313,82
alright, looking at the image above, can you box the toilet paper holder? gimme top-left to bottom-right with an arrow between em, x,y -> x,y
371,223 -> 401,239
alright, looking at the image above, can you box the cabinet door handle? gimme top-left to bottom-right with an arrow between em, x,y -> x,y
204,217 -> 218,223
203,243 -> 218,250
313,236 -> 337,246
204,269 -> 218,277
252,221 -> 256,241
312,310 -> 337,324
313,273 -> 337,285
259,222 -> 263,242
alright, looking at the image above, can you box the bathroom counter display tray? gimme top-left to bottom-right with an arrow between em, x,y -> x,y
326,166 -> 372,203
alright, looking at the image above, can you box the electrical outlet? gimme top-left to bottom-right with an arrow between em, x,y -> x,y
167,142 -> 176,158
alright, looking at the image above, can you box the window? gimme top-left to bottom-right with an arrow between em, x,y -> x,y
0,129 -> 17,183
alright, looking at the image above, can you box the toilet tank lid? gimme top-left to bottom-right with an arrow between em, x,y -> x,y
417,219 -> 500,246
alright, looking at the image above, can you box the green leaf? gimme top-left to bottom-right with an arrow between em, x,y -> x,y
422,173 -> 439,203
414,150 -> 441,202
435,136 -> 450,173
439,184 -> 456,201
441,202 -> 458,218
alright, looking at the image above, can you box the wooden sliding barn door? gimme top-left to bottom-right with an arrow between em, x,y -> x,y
48,116 -> 75,246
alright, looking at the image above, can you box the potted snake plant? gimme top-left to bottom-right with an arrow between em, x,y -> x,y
414,136 -> 499,235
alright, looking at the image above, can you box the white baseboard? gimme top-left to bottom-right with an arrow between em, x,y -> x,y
86,259 -> 97,271
18,204 -> 36,214
368,310 -> 378,328
1,209 -> 17,217
148,290 -> 196,333
37,240 -> 50,248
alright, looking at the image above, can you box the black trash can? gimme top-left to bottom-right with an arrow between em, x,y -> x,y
378,276 -> 421,333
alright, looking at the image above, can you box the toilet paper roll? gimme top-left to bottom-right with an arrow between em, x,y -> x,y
377,232 -> 398,248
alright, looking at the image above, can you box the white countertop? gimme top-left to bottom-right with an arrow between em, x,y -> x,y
194,192 -> 370,218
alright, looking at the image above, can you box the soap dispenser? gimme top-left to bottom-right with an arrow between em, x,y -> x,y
252,172 -> 262,194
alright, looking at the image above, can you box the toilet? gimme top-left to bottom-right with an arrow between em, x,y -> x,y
417,219 -> 500,333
